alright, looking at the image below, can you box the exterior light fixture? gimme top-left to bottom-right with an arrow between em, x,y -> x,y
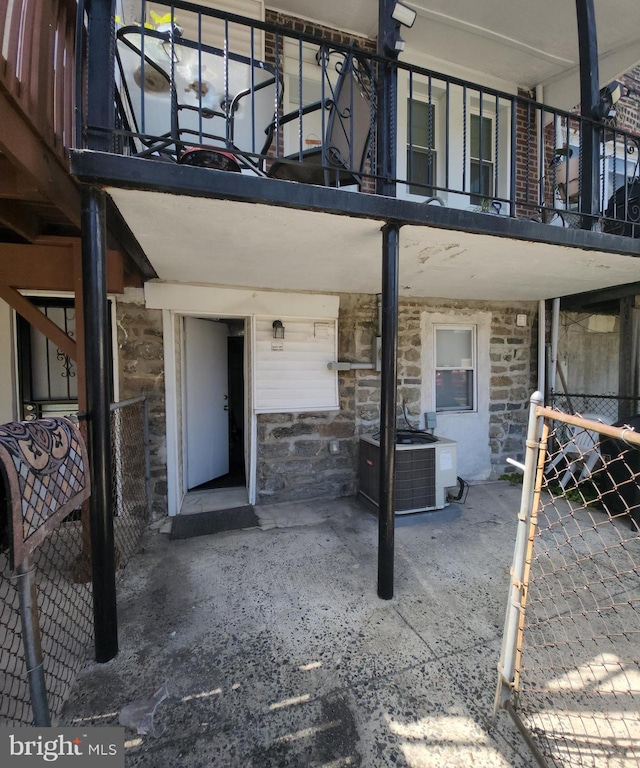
597,80 -> 626,122
383,2 -> 416,57
391,2 -> 417,29
272,320 -> 285,339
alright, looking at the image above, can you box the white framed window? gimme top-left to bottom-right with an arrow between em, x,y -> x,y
407,98 -> 437,196
469,113 -> 494,204
434,325 -> 476,412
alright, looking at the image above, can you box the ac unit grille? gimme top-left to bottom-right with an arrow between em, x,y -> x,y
395,448 -> 436,510
359,439 -> 437,512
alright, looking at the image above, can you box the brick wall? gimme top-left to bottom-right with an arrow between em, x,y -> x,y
514,88 -> 540,218
264,10 -> 375,53
614,66 -> 640,135
256,293 -> 537,503
116,288 -> 167,518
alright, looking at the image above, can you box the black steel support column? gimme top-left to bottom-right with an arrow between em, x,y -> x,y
376,0 -> 398,198
85,0 -> 116,151
575,0 -> 600,226
378,223 -> 400,600
376,0 -> 401,600
83,0 -> 117,661
82,187 -> 118,662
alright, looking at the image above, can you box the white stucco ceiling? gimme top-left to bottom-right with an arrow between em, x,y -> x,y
108,187 -> 640,301
269,1 -> 640,102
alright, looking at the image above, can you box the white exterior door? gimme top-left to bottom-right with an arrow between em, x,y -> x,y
184,317 -> 229,488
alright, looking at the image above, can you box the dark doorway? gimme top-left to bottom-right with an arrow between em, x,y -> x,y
190,320 -> 245,491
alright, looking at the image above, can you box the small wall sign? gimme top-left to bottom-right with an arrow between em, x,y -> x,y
271,341 -> 284,352
314,323 -> 332,339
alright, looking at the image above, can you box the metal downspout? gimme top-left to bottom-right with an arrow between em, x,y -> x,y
15,561 -> 51,725
537,300 -> 546,396
550,298 -> 560,395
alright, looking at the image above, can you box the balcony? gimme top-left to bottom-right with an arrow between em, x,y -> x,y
66,1 -> 640,303
78,5 -> 640,227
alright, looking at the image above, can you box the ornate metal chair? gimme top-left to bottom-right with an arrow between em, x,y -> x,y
603,177 -> 640,237
267,48 -> 375,187
116,25 -> 281,170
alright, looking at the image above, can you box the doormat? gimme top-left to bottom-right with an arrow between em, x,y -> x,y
170,505 -> 259,540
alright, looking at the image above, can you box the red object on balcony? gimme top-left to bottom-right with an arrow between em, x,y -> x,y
178,147 -> 242,172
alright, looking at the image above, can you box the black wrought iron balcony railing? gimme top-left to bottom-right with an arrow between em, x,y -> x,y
84,1 -> 640,238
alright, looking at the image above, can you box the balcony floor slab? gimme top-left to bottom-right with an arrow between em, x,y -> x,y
72,152 -> 640,301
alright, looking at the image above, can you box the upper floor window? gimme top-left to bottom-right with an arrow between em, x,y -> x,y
407,99 -> 436,196
470,113 -> 494,204
435,325 -> 476,412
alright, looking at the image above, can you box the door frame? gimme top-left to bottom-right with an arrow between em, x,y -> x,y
164,309 -> 255,515
151,283 -> 340,517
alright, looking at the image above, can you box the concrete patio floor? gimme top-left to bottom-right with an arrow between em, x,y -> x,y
61,482 -> 538,767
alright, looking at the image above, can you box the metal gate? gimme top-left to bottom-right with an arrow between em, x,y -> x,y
495,392 -> 640,767
16,297 -> 113,421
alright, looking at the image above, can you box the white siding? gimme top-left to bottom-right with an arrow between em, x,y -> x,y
254,318 -> 338,413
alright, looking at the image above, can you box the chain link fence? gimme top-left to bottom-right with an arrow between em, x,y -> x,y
495,394 -> 640,767
548,392 -> 640,426
111,398 -> 152,566
0,398 -> 150,727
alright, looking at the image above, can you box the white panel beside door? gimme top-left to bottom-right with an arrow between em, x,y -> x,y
254,318 -> 338,413
184,316 -> 230,489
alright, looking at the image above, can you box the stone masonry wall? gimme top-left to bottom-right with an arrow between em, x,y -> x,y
116,288 -> 167,518
488,305 -> 538,474
257,294 -> 537,504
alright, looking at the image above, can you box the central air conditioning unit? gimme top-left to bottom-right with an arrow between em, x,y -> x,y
358,434 -> 457,514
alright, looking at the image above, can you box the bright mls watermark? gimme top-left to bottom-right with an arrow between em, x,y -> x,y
0,728 -> 124,766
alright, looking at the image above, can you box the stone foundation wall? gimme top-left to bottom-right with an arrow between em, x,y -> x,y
116,289 -> 167,518
488,306 -> 538,474
257,411 -> 356,503
256,293 -> 538,504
